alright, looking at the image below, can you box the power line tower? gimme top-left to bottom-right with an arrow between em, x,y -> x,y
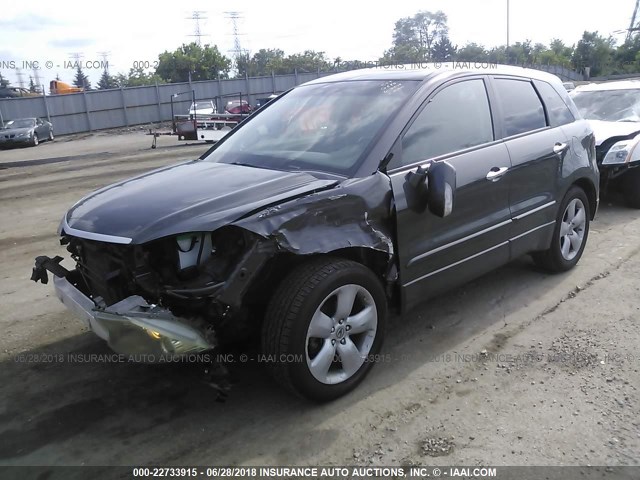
188,11 -> 208,45
224,11 -> 245,59
14,67 -> 25,88
628,0 -> 640,41
32,67 -> 43,94
97,51 -> 111,72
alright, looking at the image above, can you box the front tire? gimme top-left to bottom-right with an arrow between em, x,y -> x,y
48,130 -> 54,141
622,169 -> 640,209
262,258 -> 387,401
532,186 -> 590,272
31,133 -> 39,146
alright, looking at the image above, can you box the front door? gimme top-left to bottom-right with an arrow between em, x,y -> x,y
388,77 -> 513,312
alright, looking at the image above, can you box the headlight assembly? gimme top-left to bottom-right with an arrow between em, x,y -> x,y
602,136 -> 640,165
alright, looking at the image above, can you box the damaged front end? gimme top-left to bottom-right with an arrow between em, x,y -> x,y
31,226 -> 275,359
31,170 -> 397,361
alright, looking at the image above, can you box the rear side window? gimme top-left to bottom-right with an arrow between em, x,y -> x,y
400,79 -> 494,166
495,79 -> 546,137
535,80 -> 575,127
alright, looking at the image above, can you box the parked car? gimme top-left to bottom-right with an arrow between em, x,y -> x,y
225,99 -> 252,114
0,118 -> 54,148
255,93 -> 279,109
188,100 -> 217,116
570,80 -> 640,208
562,81 -> 576,92
32,65 -> 598,401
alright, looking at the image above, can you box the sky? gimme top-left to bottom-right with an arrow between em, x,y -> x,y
0,0 -> 635,89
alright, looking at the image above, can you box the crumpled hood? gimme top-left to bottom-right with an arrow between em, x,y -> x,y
64,161 -> 337,244
589,119 -> 640,146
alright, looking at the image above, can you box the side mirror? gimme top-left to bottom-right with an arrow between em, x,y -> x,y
427,160 -> 456,217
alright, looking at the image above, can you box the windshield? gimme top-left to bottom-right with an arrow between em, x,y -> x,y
4,119 -> 35,129
202,80 -> 419,176
192,102 -> 212,110
571,89 -> 640,122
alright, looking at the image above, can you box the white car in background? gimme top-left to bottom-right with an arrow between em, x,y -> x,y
188,101 -> 217,116
571,80 -> 640,208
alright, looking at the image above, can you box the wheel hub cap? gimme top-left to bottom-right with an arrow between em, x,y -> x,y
560,198 -> 586,261
305,284 -> 378,385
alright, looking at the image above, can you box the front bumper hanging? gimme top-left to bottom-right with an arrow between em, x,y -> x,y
31,256 -> 216,358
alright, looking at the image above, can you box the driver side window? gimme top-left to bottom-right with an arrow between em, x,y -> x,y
399,79 -> 494,167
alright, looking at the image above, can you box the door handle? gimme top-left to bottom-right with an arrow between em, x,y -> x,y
553,142 -> 569,156
486,166 -> 509,181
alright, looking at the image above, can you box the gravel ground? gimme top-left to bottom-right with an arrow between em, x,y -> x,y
0,131 -> 638,475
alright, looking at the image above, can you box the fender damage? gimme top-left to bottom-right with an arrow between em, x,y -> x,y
31,171 -> 397,357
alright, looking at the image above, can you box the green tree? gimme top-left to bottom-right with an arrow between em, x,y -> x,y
97,69 -> 118,89
29,76 -> 37,93
239,48 -> 287,76
0,72 -> 9,88
572,31 -> 615,77
73,65 -> 91,89
382,10 -> 450,63
283,50 -> 332,73
613,35 -> 640,73
455,43 -> 488,62
432,37 -> 457,61
155,42 -> 232,82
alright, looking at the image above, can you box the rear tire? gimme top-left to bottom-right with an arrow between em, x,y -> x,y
262,258 -> 387,402
532,186 -> 590,272
31,133 -> 39,146
48,130 -> 54,141
622,169 -> 640,209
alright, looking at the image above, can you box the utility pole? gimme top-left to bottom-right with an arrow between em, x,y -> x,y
506,0 -> 510,63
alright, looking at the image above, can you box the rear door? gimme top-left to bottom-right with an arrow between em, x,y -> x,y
491,77 -> 572,257
388,77 -> 513,312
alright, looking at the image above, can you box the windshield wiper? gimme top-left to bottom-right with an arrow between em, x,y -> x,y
228,161 -> 271,170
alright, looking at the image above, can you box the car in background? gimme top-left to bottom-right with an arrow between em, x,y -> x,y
571,80 -> 640,208
32,65 -> 598,401
189,100 -> 217,116
0,86 -> 40,98
255,93 -> 279,109
225,99 -> 252,114
0,118 -> 54,148
562,81 -> 576,92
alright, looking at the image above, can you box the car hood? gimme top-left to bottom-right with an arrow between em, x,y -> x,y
64,161 -> 338,244
0,127 -> 32,136
588,119 -> 640,146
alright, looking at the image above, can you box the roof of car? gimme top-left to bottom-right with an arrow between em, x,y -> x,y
573,80 -> 640,92
304,63 -> 564,85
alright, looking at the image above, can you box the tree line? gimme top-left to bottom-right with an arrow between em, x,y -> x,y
3,9 -> 639,92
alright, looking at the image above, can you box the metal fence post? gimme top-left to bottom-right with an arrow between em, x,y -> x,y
294,68 -> 299,85
245,72 -> 251,106
42,92 -> 51,123
155,82 -> 162,121
121,87 -> 130,127
83,90 -> 93,132
0,104 -> 3,126
271,70 -> 276,93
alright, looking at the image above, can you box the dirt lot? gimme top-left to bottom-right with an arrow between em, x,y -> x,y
0,132 -> 639,472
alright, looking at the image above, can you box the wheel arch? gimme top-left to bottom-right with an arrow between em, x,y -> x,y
571,177 -> 598,220
248,247 -> 398,314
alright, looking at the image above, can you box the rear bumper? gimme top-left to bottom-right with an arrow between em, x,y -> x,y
53,275 -> 216,359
